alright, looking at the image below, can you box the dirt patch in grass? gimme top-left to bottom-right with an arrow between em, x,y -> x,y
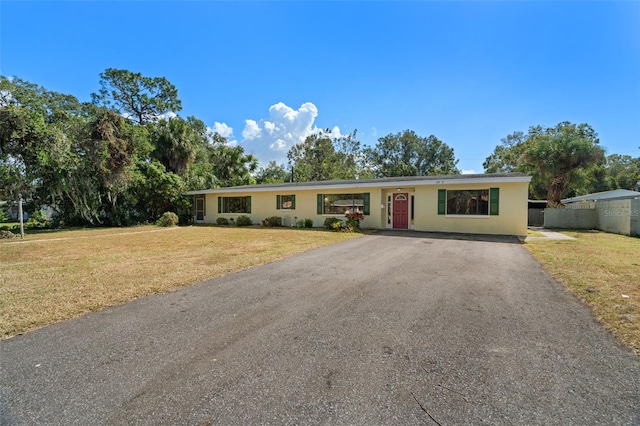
525,231 -> 640,355
0,226 -> 360,339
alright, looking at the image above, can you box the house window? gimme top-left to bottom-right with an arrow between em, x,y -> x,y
317,193 -> 370,215
446,190 -> 489,215
276,194 -> 295,210
218,196 -> 251,214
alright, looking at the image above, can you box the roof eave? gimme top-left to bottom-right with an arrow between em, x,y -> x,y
186,174 -> 532,195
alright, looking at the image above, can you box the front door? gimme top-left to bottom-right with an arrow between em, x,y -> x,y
195,195 -> 205,222
393,193 -> 408,229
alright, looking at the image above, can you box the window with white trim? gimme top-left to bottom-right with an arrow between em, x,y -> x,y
317,193 -> 370,215
276,194 -> 295,210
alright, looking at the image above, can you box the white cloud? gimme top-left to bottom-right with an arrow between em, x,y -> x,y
155,111 -> 178,121
242,119 -> 262,140
211,121 -> 233,138
461,169 -> 477,175
241,102 -> 338,154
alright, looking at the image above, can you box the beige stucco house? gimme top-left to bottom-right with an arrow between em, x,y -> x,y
187,173 -> 532,236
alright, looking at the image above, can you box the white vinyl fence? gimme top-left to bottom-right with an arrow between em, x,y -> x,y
544,199 -> 640,237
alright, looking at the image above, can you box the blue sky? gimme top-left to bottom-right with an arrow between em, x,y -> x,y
2,1 -> 639,174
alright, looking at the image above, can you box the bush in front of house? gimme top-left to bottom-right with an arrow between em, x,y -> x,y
304,218 -> 313,228
0,230 -> 18,239
324,217 -> 343,231
26,209 -> 50,229
235,215 -> 253,226
262,216 -> 282,227
156,212 -> 179,227
344,212 -> 364,232
216,217 -> 229,225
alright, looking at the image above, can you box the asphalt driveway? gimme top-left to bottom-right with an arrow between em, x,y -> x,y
1,231 -> 639,425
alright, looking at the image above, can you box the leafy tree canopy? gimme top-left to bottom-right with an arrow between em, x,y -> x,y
287,130 -> 372,182
255,161 -> 291,184
364,130 -> 459,177
484,121 -> 606,206
91,68 -> 182,125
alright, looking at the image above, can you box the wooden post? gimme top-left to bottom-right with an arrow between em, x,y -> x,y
17,193 -> 24,239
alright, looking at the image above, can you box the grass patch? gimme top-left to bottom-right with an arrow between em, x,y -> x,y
525,231 -> 640,355
0,225 -> 360,339
526,229 -> 546,237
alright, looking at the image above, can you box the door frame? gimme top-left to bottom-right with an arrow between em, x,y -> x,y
195,194 -> 206,223
392,192 -> 410,229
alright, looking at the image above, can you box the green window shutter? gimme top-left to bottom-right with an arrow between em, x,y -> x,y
363,193 -> 370,215
246,196 -> 251,213
291,195 -> 296,210
218,197 -> 222,214
276,195 -> 281,210
437,189 -> 446,215
490,188 -> 499,215
317,194 -> 323,215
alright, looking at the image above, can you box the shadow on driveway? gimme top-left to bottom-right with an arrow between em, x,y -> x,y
372,229 -> 522,244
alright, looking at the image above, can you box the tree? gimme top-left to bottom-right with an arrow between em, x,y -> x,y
255,161 -> 291,184
208,133 -> 258,187
129,160 -> 186,223
0,76 -> 83,121
484,122 -> 605,206
149,116 -> 203,175
91,68 -> 182,125
522,133 -> 605,206
364,130 -> 459,177
0,105 -> 54,201
602,154 -> 640,190
287,130 -> 371,182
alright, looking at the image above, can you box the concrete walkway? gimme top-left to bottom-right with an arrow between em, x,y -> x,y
525,227 -> 576,241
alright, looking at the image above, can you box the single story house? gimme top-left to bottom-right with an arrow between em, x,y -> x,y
186,173 -> 532,236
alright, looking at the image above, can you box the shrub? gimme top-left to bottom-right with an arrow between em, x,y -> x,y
262,216 -> 282,227
26,209 -> 50,229
344,211 -> 364,232
156,212 -> 179,227
304,218 -> 314,228
296,219 -> 305,228
0,230 -> 18,239
235,215 -> 253,226
216,217 -> 229,225
0,206 -> 8,223
324,217 -> 343,231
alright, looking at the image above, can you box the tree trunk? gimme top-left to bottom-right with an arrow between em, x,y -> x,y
547,175 -> 567,208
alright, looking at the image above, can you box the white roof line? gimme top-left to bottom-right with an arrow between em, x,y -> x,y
187,176 -> 531,195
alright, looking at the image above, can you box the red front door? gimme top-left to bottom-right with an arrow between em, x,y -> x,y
393,193 -> 408,229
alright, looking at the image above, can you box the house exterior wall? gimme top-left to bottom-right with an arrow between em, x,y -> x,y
198,179 -> 529,236
412,182 -> 528,236
205,188 -> 384,229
